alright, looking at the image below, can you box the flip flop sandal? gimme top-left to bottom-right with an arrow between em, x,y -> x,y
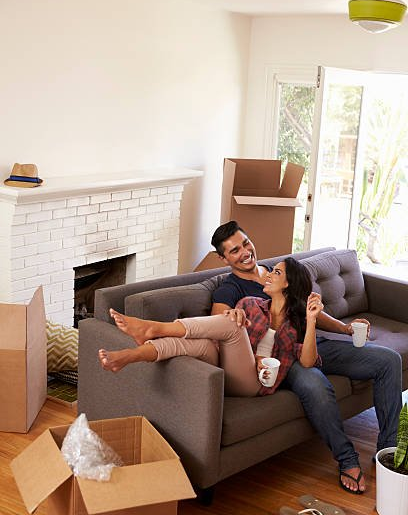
339,468 -> 365,495
280,508 -> 323,515
298,494 -> 346,515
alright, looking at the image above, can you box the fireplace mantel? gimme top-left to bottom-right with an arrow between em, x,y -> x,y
0,167 -> 202,204
0,167 -> 202,326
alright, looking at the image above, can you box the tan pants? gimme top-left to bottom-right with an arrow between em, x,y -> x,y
149,315 -> 261,396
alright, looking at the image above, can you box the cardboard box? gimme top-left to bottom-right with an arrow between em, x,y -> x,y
11,415 -> 196,515
194,251 -> 228,272
220,158 -> 304,260
0,286 -> 47,433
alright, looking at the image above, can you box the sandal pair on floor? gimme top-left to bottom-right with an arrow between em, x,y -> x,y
280,494 -> 345,515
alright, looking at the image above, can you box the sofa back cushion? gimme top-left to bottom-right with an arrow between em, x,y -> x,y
124,248 -> 366,322
300,249 -> 368,318
125,276 -> 225,321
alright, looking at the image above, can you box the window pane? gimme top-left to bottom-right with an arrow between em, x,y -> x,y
276,83 -> 315,252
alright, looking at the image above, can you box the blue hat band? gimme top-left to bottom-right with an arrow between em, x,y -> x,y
8,175 -> 42,183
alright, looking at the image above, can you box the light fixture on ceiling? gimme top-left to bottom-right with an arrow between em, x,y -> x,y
349,0 -> 407,33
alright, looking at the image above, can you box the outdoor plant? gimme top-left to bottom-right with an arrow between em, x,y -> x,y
394,403 -> 408,471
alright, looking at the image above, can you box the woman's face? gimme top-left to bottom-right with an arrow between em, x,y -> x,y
263,261 -> 289,296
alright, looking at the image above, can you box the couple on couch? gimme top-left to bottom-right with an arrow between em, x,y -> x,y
99,221 -> 403,496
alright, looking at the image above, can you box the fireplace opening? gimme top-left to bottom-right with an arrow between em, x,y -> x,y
74,255 -> 132,328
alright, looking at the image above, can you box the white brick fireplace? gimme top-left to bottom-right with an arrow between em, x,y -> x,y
0,168 -> 201,326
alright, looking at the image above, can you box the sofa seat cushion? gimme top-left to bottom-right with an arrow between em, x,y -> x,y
221,374 -> 352,446
300,249 -> 368,319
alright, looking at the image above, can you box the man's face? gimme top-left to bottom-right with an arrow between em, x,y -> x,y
220,230 -> 257,273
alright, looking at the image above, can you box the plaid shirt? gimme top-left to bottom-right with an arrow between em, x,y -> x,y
235,296 -> 321,395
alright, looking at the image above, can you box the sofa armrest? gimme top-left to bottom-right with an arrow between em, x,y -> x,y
78,317 -> 224,488
363,271 -> 408,324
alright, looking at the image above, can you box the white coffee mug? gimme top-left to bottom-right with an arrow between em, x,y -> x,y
351,322 -> 368,347
258,357 -> 280,387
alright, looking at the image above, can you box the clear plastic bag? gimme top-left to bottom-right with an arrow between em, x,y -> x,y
61,413 -> 124,481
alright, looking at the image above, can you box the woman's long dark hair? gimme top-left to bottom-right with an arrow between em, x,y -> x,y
283,257 -> 312,340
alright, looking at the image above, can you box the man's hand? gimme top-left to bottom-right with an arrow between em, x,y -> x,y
345,318 -> 370,338
223,308 -> 251,328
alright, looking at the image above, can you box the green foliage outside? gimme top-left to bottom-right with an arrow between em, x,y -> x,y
357,96 -> 408,265
277,80 -> 408,264
277,84 -> 314,252
394,403 -> 408,471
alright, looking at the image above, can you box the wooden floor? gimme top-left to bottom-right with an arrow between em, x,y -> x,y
2,394 -> 407,515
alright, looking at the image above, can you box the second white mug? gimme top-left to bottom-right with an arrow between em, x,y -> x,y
258,357 -> 280,387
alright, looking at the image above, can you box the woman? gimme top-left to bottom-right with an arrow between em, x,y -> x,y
98,257 -> 323,396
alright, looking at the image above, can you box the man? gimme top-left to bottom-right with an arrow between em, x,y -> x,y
210,221 -> 402,495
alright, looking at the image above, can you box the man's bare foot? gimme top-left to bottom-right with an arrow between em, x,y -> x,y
98,348 -> 138,372
340,467 -> 365,494
110,309 -> 157,344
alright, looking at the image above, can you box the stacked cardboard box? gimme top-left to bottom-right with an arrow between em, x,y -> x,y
195,158 -> 304,271
0,286 -> 47,433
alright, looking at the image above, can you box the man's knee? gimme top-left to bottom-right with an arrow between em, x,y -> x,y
288,365 -> 334,399
370,345 -> 402,370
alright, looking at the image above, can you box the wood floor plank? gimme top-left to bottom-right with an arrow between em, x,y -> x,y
3,394 -> 407,515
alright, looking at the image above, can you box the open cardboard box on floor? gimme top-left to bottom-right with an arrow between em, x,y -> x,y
11,415 -> 196,515
0,286 -> 47,433
195,158 -> 304,271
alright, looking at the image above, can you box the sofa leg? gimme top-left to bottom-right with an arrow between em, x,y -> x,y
195,485 -> 215,506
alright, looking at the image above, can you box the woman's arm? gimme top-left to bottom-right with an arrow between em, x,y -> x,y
299,293 -> 323,368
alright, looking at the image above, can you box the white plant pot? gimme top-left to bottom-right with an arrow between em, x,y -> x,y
376,447 -> 408,515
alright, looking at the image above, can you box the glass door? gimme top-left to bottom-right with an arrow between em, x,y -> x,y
266,66 -> 316,252
306,67 -> 366,251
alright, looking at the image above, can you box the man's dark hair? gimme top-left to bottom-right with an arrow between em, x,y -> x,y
211,221 -> 246,256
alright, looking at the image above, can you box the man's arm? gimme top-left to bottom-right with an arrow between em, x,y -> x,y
316,310 -> 348,333
211,302 -> 232,315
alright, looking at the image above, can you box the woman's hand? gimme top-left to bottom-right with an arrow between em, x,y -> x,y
223,308 -> 251,328
306,292 -> 324,323
345,318 -> 370,338
255,355 -> 268,375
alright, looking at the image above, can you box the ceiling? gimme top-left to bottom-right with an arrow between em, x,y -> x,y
197,0 -> 349,16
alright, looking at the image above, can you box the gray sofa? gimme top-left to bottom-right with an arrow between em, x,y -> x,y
78,247 -> 408,493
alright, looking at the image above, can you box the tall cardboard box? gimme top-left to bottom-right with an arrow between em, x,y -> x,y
12,415 -> 196,515
0,286 -> 47,433
221,158 -> 304,260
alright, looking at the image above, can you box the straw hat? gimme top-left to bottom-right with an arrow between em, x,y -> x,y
4,163 -> 43,188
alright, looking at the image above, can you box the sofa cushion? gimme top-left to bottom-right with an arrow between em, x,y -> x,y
300,249 -> 368,319
124,275 -> 226,321
221,374 -> 352,446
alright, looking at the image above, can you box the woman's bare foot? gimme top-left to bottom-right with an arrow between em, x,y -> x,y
98,348 -> 138,372
110,309 -> 157,344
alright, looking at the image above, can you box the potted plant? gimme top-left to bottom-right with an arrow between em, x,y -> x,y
376,403 -> 408,515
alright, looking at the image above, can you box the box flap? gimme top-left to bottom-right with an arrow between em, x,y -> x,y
220,159 -> 236,223
279,162 -> 304,198
26,286 -> 47,428
228,158 -> 281,196
0,303 -> 26,350
26,286 -> 46,351
78,460 -> 196,514
234,196 -> 301,207
11,429 -> 73,514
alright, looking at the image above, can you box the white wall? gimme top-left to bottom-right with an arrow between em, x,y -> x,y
0,0 -> 251,272
245,14 -> 408,157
